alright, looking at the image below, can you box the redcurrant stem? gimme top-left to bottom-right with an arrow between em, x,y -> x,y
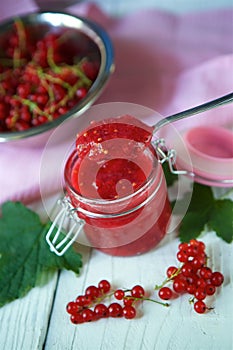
154,267 -> 182,290
13,19 -> 27,69
145,297 -> 169,307
41,77 -> 55,102
31,66 -> 55,102
15,18 -> 27,53
133,296 -> 169,307
70,65 -> 92,86
189,297 -> 195,304
47,46 -> 61,74
41,71 -> 72,90
13,95 -> 52,120
82,289 -> 118,310
13,48 -> 21,69
47,46 -> 92,87
48,79 -> 86,113
80,288 -> 170,310
9,114 -> 19,127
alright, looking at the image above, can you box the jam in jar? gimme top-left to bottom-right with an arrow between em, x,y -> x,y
63,115 -> 171,256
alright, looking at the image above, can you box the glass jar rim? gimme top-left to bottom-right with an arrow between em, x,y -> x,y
64,144 -> 160,206
66,173 -> 163,219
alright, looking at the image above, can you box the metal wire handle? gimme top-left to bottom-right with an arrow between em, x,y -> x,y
152,138 -> 191,176
46,197 -> 84,256
153,92 -> 233,134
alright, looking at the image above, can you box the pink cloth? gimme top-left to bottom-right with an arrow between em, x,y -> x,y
0,2 -> 233,204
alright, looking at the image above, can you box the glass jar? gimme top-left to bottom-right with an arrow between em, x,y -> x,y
63,142 -> 171,257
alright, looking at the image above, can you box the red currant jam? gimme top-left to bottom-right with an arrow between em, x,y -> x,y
64,115 -> 171,256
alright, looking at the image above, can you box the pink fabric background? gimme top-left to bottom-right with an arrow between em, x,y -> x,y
0,2 -> 233,204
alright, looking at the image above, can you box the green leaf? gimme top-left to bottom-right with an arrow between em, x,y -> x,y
175,183 -> 213,241
178,211 -> 208,243
0,201 -> 82,307
186,183 -> 214,212
175,181 -> 233,243
208,199 -> 233,243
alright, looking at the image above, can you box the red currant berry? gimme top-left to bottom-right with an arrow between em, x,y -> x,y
98,280 -> 111,294
186,245 -> 197,257
199,266 -> 213,280
81,309 -> 96,322
211,272 -> 224,287
66,301 -> 80,314
76,87 -> 87,99
108,303 -> 123,318
20,108 -> 31,122
94,304 -> 109,318
196,240 -> 206,251
194,300 -> 207,314
82,295 -> 93,306
114,289 -> 125,300
185,273 -> 198,286
36,93 -> 49,105
173,277 -> 187,293
158,287 -> 173,300
194,288 -> 207,301
122,306 -> 137,319
205,284 -> 216,296
123,297 -> 134,307
17,83 -> 30,98
15,120 -> 30,131
178,242 -> 189,252
186,284 -> 196,295
70,313 -> 84,324
177,251 -> 189,263
85,285 -> 100,300
196,278 -> 207,290
189,239 -> 201,248
191,255 -> 206,270
181,263 -> 194,277
166,266 -> 178,278
76,295 -> 87,307
131,285 -> 145,298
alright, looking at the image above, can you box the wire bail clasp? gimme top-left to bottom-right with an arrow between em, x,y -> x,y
152,138 -> 188,175
46,197 -> 84,256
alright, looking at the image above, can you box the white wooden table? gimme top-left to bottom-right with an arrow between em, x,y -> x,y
1,1 -> 233,350
0,191 -> 232,350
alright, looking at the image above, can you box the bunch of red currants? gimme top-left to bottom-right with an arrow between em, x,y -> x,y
66,239 -> 224,325
66,280 -> 155,324
156,239 -> 224,313
0,19 -> 99,132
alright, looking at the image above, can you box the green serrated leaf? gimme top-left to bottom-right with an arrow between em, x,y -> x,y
208,199 -> 233,243
176,182 -> 233,243
0,201 -> 82,307
174,183 -> 214,242
178,211 -> 208,242
187,183 -> 214,212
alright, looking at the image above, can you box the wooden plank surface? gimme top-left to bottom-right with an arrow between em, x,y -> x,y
43,232 -> 233,350
0,229 -> 232,350
0,271 -> 58,350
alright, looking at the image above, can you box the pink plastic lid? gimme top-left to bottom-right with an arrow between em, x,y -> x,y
176,125 -> 233,187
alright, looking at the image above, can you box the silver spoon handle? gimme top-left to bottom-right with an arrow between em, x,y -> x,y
153,92 -> 233,134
